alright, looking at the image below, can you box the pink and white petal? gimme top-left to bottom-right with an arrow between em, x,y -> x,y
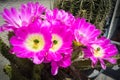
90,57 -> 98,66
16,52 -> 33,58
11,47 -> 33,58
37,51 -> 46,58
3,8 -> 13,22
0,25 -> 14,32
104,58 -> 117,64
48,52 -> 63,61
12,46 -> 26,54
91,62 -> 96,68
83,48 -> 93,58
59,57 -> 71,68
54,52 -> 63,61
90,29 -> 101,39
104,46 -> 118,57
10,36 -> 23,47
62,48 -> 72,55
51,61 -> 59,75
46,52 -> 53,62
33,55 -> 44,64
14,27 -> 28,39
100,59 -> 106,69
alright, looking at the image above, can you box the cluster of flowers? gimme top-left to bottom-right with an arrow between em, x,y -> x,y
0,2 -> 118,75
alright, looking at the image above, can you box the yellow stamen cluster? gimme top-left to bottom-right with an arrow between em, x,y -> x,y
24,33 -> 45,52
92,44 -> 104,58
50,34 -> 63,52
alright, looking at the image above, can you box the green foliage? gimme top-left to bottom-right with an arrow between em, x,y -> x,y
54,0 -> 112,31
0,38 -> 14,61
4,65 -> 12,78
33,64 -> 44,80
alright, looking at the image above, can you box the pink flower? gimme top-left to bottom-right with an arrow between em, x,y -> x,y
0,2 -> 46,31
51,54 -> 71,75
10,21 -> 51,64
43,23 -> 73,75
74,18 -> 101,46
45,8 -> 75,27
45,23 -> 73,62
83,37 -> 118,69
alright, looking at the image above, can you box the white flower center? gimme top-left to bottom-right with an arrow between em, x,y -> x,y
50,34 -> 63,52
24,33 -> 45,52
92,44 -> 104,58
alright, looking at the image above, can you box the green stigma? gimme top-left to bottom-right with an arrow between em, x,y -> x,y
53,40 -> 58,45
34,39 -> 39,44
97,47 -> 100,51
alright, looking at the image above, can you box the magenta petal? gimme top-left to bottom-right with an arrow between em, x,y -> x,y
16,52 -> 32,58
59,57 -> 71,68
11,8 -> 17,16
100,59 -> 106,69
0,24 -> 14,32
10,36 -> 23,46
12,47 -> 33,58
37,51 -> 45,57
3,8 -> 11,21
51,62 -> 59,75
25,52 -> 34,58
47,52 -> 63,61
33,55 -> 44,64
46,53 -> 53,62
12,46 -> 26,54
90,29 -> 101,39
105,46 -> 118,57
90,57 -> 98,68
0,26 -> 3,32
53,53 -> 63,61
83,48 -> 93,58
90,57 -> 98,65
104,58 -> 117,64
